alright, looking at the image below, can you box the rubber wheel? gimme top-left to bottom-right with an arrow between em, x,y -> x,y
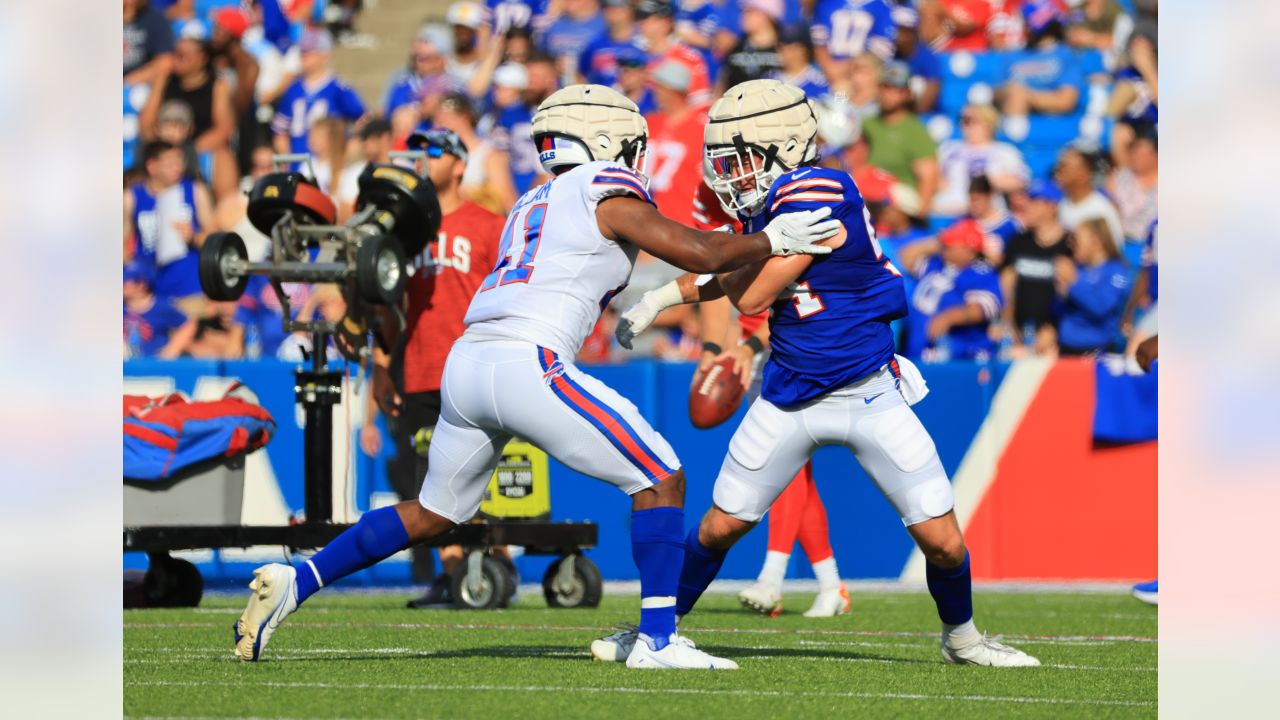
495,554 -> 520,607
142,554 -> 204,608
356,235 -> 407,305
198,231 -> 249,301
450,555 -> 513,610
542,555 -> 602,608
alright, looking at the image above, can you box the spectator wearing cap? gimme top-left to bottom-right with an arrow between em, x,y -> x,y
372,127 -> 505,604
150,99 -> 211,184
578,0 -> 639,88
432,92 -> 518,214
209,8 -> 263,160
141,28 -> 239,199
615,48 -> 657,115
769,24 -> 829,102
964,174 -> 1021,265
900,218 -> 1004,362
123,260 -> 197,360
386,28 -> 462,119
918,0 -> 994,52
891,5 -> 941,114
1105,131 -> 1157,247
1054,144 -> 1124,250
637,0 -> 713,108
997,1 -> 1083,118
124,141 -> 216,316
272,28 -> 366,156
124,0 -> 175,86
934,104 -> 1029,217
477,63 -> 544,194
645,61 -> 710,227
810,0 -> 895,86
998,179 -> 1071,356
862,60 -> 939,215
446,2 -> 489,86
540,0 -> 607,77
719,0 -> 783,93
1055,218 -> 1129,356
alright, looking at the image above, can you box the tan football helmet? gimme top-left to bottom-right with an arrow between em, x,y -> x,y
705,79 -> 819,216
531,84 -> 649,175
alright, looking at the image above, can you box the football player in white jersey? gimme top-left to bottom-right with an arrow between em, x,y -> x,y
597,80 -> 1039,668
233,84 -> 841,670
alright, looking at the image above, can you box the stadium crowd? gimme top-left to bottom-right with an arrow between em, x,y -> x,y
123,0 -> 1157,366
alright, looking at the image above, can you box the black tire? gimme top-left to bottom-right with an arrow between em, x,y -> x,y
542,555 -> 603,609
356,235 -> 407,305
199,231 -> 249,301
494,554 -> 520,607
144,554 -> 204,608
450,555 -> 513,610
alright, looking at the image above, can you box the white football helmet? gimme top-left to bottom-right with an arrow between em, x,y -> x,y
531,84 -> 649,175
704,79 -> 819,216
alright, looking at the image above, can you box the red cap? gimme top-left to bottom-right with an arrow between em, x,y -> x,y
214,8 -> 250,39
940,219 -> 985,253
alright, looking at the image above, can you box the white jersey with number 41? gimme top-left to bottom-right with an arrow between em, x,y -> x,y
461,160 -> 656,357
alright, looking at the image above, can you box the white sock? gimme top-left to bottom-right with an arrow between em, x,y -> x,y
943,619 -> 979,644
812,557 -> 841,592
758,551 -> 789,589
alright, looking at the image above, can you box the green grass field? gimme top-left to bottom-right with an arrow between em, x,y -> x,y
125,588 -> 1157,719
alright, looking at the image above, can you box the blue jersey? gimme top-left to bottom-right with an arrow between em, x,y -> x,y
487,0 -> 550,33
124,298 -> 188,358
676,1 -> 723,70
540,14 -> 608,64
770,65 -> 830,103
1057,258 -> 1129,352
1115,66 -> 1158,126
579,33 -> 639,88
129,181 -> 203,299
483,103 -> 541,194
977,212 -> 1020,254
742,167 -> 908,407
810,0 -> 897,61
271,75 -> 365,154
1005,46 -> 1084,96
1142,219 -> 1158,302
906,256 -> 1003,361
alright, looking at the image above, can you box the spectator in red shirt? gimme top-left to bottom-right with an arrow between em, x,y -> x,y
365,128 -> 504,606
637,0 -> 712,108
644,61 -> 710,227
920,0 -> 994,52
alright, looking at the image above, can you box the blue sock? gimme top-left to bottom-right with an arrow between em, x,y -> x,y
631,506 -> 685,650
294,506 -> 411,604
925,551 -> 973,625
675,527 -> 726,617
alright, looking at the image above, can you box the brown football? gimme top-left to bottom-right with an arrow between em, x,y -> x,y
689,356 -> 746,429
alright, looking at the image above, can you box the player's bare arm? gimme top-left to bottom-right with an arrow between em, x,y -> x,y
595,196 -> 838,275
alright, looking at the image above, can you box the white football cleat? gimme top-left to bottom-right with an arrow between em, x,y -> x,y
941,632 -> 1041,667
234,563 -> 299,662
738,582 -> 783,617
803,583 -> 851,618
590,624 -> 639,662
626,633 -> 738,670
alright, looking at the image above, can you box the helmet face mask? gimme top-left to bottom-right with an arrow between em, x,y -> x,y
706,143 -> 782,217
531,84 -> 649,176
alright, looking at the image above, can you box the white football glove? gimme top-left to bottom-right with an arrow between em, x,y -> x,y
762,207 -> 841,256
615,281 -> 683,350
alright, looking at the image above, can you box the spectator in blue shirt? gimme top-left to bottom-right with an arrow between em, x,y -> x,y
123,260 -> 196,359
615,47 -> 656,115
125,0 -> 175,84
770,24 -> 830,102
890,4 -> 941,113
1056,217 -> 1129,355
675,0 -> 723,71
488,0 -> 551,35
966,174 -> 1022,266
384,31 -> 461,118
271,28 -> 365,155
477,63 -> 544,194
578,0 -> 639,87
997,1 -> 1082,117
540,0 -> 608,76
901,219 -> 1004,362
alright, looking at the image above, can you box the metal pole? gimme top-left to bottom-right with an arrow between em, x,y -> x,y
298,332 -> 339,523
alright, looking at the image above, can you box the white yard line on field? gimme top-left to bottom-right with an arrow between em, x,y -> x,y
125,679 -> 1156,708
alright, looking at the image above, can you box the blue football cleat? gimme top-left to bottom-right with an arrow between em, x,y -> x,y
1132,580 -> 1158,605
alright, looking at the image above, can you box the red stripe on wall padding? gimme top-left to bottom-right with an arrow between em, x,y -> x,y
964,358 -> 1157,581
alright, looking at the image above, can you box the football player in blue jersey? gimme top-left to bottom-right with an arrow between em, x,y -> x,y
605,79 -> 1038,667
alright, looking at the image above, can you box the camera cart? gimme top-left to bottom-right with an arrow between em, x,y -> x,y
124,153 -> 601,609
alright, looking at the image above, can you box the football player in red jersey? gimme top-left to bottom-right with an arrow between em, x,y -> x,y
691,171 -> 851,618
363,128 -> 506,608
